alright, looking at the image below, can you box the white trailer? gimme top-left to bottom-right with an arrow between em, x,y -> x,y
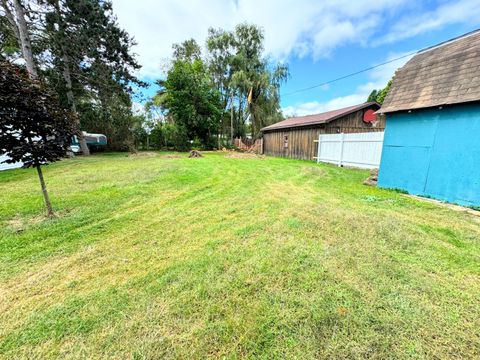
0,154 -> 23,171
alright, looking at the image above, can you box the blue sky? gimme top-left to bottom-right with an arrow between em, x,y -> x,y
112,0 -> 480,116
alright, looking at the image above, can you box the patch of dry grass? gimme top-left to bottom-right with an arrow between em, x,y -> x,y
224,152 -> 265,159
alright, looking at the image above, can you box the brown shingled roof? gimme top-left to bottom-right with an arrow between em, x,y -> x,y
380,30 -> 480,114
261,102 -> 379,131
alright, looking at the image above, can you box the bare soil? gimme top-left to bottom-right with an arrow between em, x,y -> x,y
225,152 -> 265,159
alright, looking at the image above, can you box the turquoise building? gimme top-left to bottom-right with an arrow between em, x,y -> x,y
378,31 -> 480,206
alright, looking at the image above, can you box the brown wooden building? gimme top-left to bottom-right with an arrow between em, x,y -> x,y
261,102 -> 384,160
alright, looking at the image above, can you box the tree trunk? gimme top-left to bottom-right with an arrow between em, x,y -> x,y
36,165 -> 54,217
62,53 -> 90,155
238,96 -> 244,137
11,0 -> 37,79
1,0 -> 20,43
250,103 -> 255,138
53,0 -> 90,155
230,93 -> 234,145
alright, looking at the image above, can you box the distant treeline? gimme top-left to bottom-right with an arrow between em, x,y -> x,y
138,24 -> 289,151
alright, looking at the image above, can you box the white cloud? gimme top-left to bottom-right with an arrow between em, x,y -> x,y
111,0 -> 234,77
377,0 -> 480,45
112,0 -> 412,76
110,0 -> 480,109
282,94 -> 367,117
282,51 -> 415,116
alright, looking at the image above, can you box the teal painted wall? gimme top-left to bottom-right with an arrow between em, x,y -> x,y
378,103 -> 480,206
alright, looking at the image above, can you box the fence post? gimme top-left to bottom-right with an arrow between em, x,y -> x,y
316,134 -> 321,163
338,132 -> 345,167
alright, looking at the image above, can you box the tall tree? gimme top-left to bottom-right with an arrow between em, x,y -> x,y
154,24 -> 289,147
10,0 -> 37,77
172,38 -> 201,63
1,0 -> 144,153
158,58 -> 222,149
0,0 -> 21,57
43,0 -> 144,151
43,0 -> 90,154
206,28 -> 235,142
247,63 -> 289,135
207,23 -> 288,139
0,0 -> 90,153
0,0 -> 37,77
366,80 -> 392,105
367,89 -> 378,103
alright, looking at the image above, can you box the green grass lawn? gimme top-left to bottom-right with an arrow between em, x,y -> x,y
1,152 -> 479,359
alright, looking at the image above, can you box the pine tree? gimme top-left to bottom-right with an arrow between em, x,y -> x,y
43,0 -> 144,150
1,0 -> 144,152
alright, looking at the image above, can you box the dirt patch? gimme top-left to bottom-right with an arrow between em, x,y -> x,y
129,152 -> 184,159
301,166 -> 326,176
405,194 -> 480,218
5,209 -> 72,233
225,152 -> 265,159
363,169 -> 378,186
6,214 -> 48,233
189,150 -> 203,158
128,152 -> 159,157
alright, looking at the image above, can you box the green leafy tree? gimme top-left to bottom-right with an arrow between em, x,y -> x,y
206,28 -> 236,142
207,23 -> 288,139
367,89 -> 378,102
1,0 -> 39,77
375,80 -> 392,104
366,80 -> 392,105
0,3 -> 20,58
1,0 -> 145,152
44,0 -> 144,151
153,23 -> 288,147
172,38 -> 201,63
158,59 -> 222,149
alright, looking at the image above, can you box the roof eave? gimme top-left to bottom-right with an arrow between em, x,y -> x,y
262,102 -> 380,132
261,121 -> 327,132
378,99 -> 480,115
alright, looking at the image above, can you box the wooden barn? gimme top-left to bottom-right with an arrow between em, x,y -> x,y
261,102 -> 384,160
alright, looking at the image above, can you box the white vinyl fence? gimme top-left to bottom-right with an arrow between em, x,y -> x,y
314,132 -> 384,169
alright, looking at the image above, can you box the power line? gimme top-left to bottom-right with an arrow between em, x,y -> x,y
281,50 -> 418,97
281,28 -> 480,98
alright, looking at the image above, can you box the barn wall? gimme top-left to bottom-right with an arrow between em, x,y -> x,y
378,103 -> 480,206
263,106 -> 384,161
263,127 -> 323,160
324,108 -> 385,134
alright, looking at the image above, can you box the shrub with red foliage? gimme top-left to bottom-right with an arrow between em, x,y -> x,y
0,60 -> 77,168
0,60 -> 77,216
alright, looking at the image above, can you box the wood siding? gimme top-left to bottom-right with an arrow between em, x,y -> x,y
263,107 -> 385,161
